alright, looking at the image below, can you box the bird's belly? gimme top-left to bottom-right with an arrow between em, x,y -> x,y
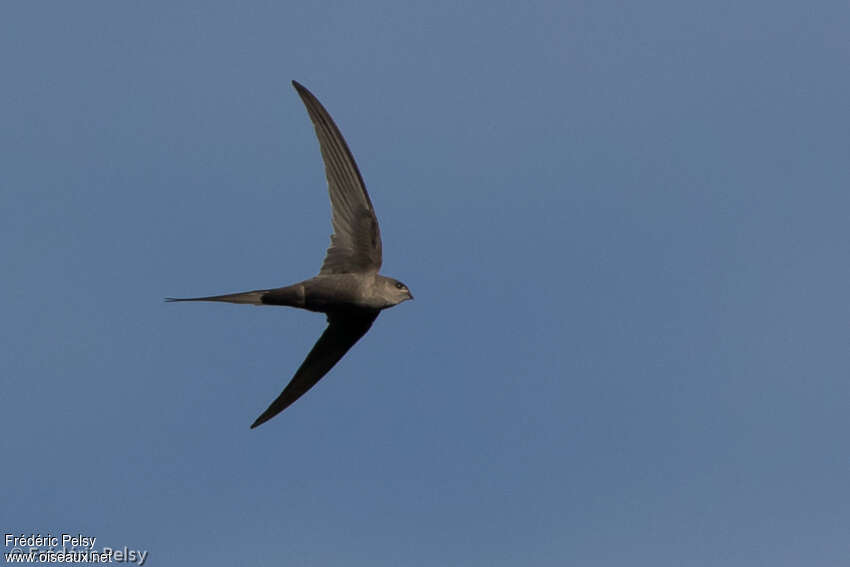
302,280 -> 365,312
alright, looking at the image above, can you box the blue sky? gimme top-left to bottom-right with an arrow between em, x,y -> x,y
2,2 -> 848,565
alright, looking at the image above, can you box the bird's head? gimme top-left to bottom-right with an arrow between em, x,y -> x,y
380,277 -> 413,307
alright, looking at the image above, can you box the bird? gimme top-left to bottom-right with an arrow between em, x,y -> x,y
167,80 -> 412,428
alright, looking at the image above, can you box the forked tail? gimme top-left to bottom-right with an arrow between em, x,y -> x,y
164,290 -> 268,305
165,284 -> 306,308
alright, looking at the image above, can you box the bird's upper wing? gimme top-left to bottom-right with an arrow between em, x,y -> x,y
292,81 -> 382,275
250,310 -> 380,428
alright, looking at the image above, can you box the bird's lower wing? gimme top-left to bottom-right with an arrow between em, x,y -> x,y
250,310 -> 380,428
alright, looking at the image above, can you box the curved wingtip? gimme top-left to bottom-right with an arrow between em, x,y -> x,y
250,412 -> 272,429
250,393 -> 294,429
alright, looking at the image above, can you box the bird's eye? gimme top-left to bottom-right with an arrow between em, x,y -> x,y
395,282 -> 406,290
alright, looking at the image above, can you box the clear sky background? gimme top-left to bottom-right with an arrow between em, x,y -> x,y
2,2 -> 848,566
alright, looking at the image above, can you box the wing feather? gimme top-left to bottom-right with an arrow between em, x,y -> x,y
292,81 -> 382,275
250,311 -> 379,428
